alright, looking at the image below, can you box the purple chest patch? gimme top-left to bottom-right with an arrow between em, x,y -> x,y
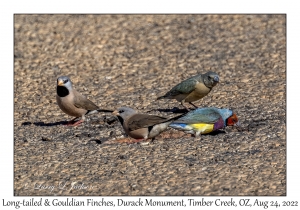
213,118 -> 225,131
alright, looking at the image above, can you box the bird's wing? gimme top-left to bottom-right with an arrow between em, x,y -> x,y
173,108 -> 221,124
73,90 -> 99,111
165,77 -> 199,96
127,114 -> 169,131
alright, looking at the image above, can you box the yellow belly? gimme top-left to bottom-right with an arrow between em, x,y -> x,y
190,123 -> 214,134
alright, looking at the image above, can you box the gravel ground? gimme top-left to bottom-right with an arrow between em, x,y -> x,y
14,14 -> 286,196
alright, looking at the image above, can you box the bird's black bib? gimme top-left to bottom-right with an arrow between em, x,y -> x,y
57,86 -> 69,97
117,116 -> 124,126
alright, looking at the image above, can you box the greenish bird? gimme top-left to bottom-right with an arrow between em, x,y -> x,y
157,71 -> 219,109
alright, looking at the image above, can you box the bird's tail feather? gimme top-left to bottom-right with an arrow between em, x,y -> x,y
156,96 -> 165,100
166,112 -> 187,122
97,109 -> 114,113
161,113 -> 187,128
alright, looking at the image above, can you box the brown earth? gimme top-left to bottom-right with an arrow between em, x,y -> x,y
14,14 -> 286,196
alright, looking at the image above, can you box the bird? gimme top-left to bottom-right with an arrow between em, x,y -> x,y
112,106 -> 184,142
169,107 -> 239,140
56,76 -> 113,126
157,71 -> 219,109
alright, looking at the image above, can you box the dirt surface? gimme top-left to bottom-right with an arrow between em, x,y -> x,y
14,14 -> 286,196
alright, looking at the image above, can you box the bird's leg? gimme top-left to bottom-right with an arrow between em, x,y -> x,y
65,117 -> 79,126
189,102 -> 198,109
129,139 -> 145,144
181,100 -> 190,111
71,115 -> 86,126
70,119 -> 84,126
194,131 -> 202,141
65,117 -> 84,126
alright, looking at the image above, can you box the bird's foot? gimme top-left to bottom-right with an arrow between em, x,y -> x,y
65,121 -> 75,126
194,136 -> 202,141
181,101 -> 190,111
181,104 -> 196,111
183,107 -> 190,112
106,138 -> 146,144
130,139 -> 146,144
192,133 -> 202,141
71,119 -> 84,126
65,119 -> 84,126
64,117 -> 78,126
181,105 -> 191,111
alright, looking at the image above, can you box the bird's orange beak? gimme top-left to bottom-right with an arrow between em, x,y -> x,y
112,110 -> 119,116
57,80 -> 64,86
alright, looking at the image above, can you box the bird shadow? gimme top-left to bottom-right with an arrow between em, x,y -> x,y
206,130 -> 226,135
21,121 -> 68,127
151,107 -> 190,113
177,130 -> 226,138
88,137 -> 111,144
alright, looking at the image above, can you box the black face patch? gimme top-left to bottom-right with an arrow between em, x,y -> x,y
148,125 -> 154,133
57,86 -> 69,97
117,116 -> 124,126
225,118 -> 229,126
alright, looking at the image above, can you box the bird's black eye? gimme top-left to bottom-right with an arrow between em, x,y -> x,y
63,79 -> 68,84
119,110 -> 124,113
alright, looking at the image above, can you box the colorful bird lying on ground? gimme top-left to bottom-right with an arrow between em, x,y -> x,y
169,107 -> 239,140
157,71 -> 219,110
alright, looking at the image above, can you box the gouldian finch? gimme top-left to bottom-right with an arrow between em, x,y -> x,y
169,107 -> 239,139
157,71 -> 219,109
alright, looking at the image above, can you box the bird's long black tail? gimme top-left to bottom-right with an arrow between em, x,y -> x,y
97,109 -> 114,113
156,96 -> 165,100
